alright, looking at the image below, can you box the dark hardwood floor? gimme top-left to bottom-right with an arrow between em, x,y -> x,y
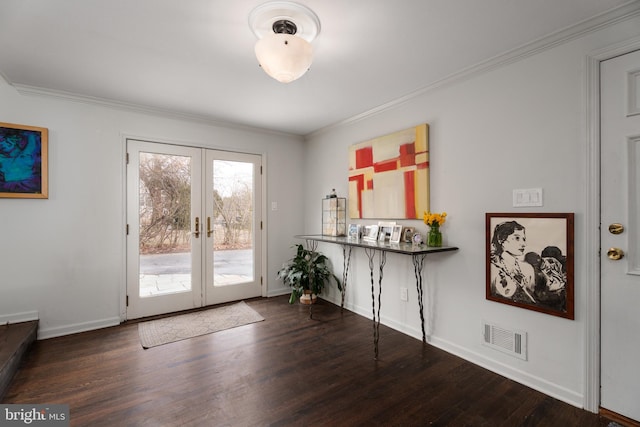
4,296 -> 614,426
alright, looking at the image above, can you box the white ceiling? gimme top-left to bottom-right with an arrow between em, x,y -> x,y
0,0 -> 637,136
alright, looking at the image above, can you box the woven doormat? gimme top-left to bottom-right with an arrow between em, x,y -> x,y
138,301 -> 264,349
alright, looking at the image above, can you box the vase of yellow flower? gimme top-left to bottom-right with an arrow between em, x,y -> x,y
423,211 -> 447,247
427,224 -> 442,247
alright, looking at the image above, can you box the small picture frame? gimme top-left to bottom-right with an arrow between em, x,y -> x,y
377,221 -> 396,243
0,122 -> 48,198
412,232 -> 423,245
348,223 -> 361,240
390,225 -> 403,244
363,225 -> 379,241
402,227 -> 415,243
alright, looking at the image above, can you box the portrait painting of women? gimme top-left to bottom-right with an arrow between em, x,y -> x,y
486,213 -> 574,319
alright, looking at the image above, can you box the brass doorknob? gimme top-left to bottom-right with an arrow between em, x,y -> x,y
607,247 -> 624,260
608,223 -> 624,235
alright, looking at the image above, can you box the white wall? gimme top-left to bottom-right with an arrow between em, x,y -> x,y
304,15 -> 640,409
0,79 -> 305,338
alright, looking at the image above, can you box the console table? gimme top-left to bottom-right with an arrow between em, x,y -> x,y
295,234 -> 458,359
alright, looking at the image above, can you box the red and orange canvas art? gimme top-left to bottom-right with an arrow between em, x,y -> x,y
348,124 -> 429,219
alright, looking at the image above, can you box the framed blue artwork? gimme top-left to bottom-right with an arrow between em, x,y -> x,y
0,122 -> 48,198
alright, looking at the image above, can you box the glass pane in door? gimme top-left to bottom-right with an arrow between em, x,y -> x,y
138,152 -> 192,297
212,160 -> 254,286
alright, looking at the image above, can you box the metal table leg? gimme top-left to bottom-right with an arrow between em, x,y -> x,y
340,244 -> 353,311
412,253 -> 427,343
366,247 -> 386,360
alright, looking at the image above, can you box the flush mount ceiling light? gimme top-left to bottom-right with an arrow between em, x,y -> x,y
248,1 -> 320,83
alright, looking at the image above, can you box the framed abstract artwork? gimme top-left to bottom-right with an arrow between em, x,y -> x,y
0,122 -> 48,198
486,213 -> 574,319
348,124 -> 429,219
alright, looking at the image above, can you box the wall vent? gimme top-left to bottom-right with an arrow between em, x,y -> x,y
482,321 -> 527,361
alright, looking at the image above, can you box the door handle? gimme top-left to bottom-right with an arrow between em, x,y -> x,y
207,217 -> 213,238
194,217 -> 200,238
607,247 -> 624,260
608,223 -> 624,234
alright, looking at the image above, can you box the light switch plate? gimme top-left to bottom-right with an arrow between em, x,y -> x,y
513,188 -> 543,207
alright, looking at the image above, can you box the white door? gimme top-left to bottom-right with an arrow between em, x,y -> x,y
126,140 -> 262,319
600,49 -> 640,423
126,141 -> 203,319
204,150 -> 262,305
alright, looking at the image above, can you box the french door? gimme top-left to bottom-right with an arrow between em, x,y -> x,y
126,140 -> 262,319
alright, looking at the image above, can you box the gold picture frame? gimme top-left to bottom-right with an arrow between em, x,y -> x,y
0,122 -> 48,198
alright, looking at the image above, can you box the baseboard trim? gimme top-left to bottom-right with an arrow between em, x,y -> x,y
337,297 -> 583,409
428,335 -> 583,408
266,286 -> 291,298
341,299 -> 424,340
38,317 -> 121,340
0,311 -> 39,325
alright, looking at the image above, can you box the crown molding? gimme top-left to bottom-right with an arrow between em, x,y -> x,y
11,83 -> 301,139
306,0 -> 640,140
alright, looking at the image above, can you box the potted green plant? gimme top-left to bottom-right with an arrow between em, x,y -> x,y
277,244 -> 342,304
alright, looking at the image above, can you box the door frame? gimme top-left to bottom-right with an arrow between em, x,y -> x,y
584,36 -> 640,413
119,135 -> 268,321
